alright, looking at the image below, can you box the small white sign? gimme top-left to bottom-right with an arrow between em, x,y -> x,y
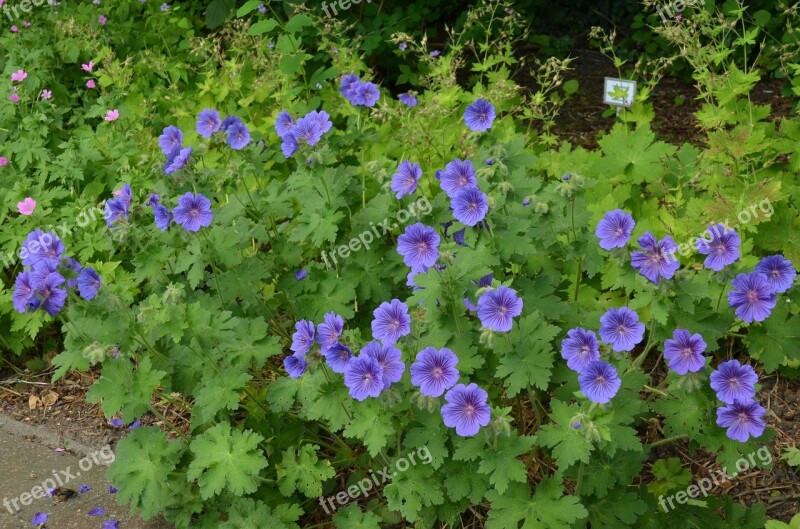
603,77 -> 637,108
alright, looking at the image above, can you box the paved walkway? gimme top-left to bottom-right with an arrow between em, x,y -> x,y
0,414 -> 171,529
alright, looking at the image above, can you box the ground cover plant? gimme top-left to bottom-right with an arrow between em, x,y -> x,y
1,0 -> 798,528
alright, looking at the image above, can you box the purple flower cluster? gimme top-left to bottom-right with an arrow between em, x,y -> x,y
13,231 -> 102,315
340,74 -> 380,107
144,191 -> 213,233
561,306 -> 647,404
284,312 -> 348,378
710,360 -> 765,442
728,254 -> 795,323
397,223 -> 440,282
158,125 -> 192,175
275,109 -> 333,158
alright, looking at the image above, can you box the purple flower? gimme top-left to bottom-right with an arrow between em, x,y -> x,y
477,273 -> 493,288
439,159 -> 477,198
281,133 -> 299,158
128,420 -> 141,429
716,399 -> 766,442
323,343 -> 353,373
390,160 -> 422,199
399,92 -> 417,107
463,98 -> 495,132
291,113 -> 323,146
152,203 -> 172,231
107,485 -> 118,494
32,512 -> 48,525
573,422 -> 581,429
164,146 -> 192,175
354,82 -> 380,107
397,223 -> 440,269
463,297 -> 478,312
37,272 -> 68,315
453,228 -> 466,246
295,268 -> 308,280
340,74 -> 361,102
308,110 -> 332,135
77,267 -> 102,301
220,115 -> 242,132
104,198 -> 128,226
371,299 -> 411,345
599,307 -> 645,352
284,353 -> 307,378
696,224 -> 741,271
102,521 -> 120,529
630,232 -> 680,284
663,329 -> 706,375
451,186 -> 489,226
595,209 -> 635,250
275,111 -> 294,138
476,286 -> 523,332
578,361 -> 622,404
109,418 -> 124,427
77,484 -> 92,493
257,2 -> 266,13
710,360 -> 758,404
290,320 -> 315,354
430,50 -> 441,57
12,270 -> 36,313
398,42 -> 407,50
22,230 -> 65,268
158,125 -> 183,154
410,346 -> 459,397
172,192 -> 213,232
728,271 -> 777,323
88,507 -> 106,516
560,328 -> 600,372
361,341 -> 405,389
441,383 -> 491,437
316,312 -> 344,349
226,121 -> 250,150
755,255 -> 796,293
343,356 -> 385,400
196,108 -> 221,138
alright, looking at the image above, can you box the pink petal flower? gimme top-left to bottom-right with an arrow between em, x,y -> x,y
9,93 -> 19,103
41,89 -> 52,100
10,69 -> 27,82
0,157 -> 8,166
98,15 -> 107,25
86,79 -> 96,89
104,109 -> 119,121
82,60 -> 94,72
17,197 -> 36,216
22,21 -> 31,27
10,25 -> 18,32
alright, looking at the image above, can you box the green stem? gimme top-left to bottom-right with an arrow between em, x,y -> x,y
650,433 -> 688,448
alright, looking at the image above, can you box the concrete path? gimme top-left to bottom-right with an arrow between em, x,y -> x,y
0,413 -> 172,529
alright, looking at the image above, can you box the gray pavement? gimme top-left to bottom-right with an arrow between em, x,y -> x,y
0,413 -> 172,529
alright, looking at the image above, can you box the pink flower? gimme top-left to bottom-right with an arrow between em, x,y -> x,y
9,93 -> 19,103
0,157 -> 8,166
23,21 -> 31,27
81,61 -> 94,73
86,79 -> 96,89
17,197 -> 36,216
11,69 -> 28,82
10,26 -> 17,32
104,109 -> 119,121
41,89 -> 52,99
98,15 -> 107,25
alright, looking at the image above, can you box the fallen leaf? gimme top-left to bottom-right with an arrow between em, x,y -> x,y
28,395 -> 41,410
42,392 -> 58,406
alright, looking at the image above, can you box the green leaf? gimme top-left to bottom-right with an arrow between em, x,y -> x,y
535,399 -> 592,473
343,399 -> 394,456
781,447 -> 800,467
248,18 -> 280,36
494,313 -> 559,396
485,478 -> 588,529
192,367 -> 252,425
236,0 -> 262,16
383,463 -> 444,522
86,357 -> 166,423
106,427 -> 187,520
647,457 -> 693,496
205,0 -> 235,29
333,505 -> 382,529
477,435 -> 535,494
285,13 -> 313,33
276,445 -> 335,498
187,423 -> 269,499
